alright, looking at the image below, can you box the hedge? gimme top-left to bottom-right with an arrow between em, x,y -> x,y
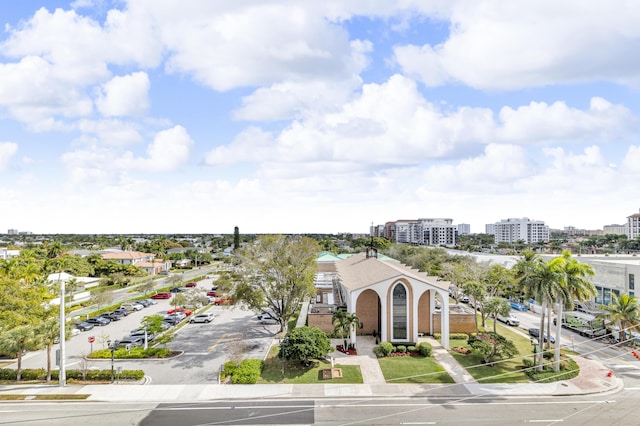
224,359 -> 264,384
88,347 -> 172,359
0,368 -> 144,381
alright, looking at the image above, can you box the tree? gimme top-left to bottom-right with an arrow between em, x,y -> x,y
483,298 -> 512,333
234,235 -> 320,334
470,332 -> 519,366
332,310 -> 360,350
553,251 -> 595,372
234,226 -> 240,251
603,293 -> 639,343
0,325 -> 37,380
281,326 -> 331,365
34,317 -> 61,382
461,280 -> 486,334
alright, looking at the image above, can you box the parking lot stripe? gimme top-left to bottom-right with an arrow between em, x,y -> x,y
208,333 -> 228,352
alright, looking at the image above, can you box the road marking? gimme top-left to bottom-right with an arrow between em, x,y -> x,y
527,421 -> 563,423
183,352 -> 211,356
208,333 -> 228,352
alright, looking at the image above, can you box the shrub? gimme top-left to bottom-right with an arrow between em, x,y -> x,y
373,345 -> 386,358
396,345 -> 407,353
229,359 -> 264,384
407,346 -> 417,353
0,368 -> 144,382
417,342 -> 433,357
451,333 -> 469,341
379,341 -> 394,357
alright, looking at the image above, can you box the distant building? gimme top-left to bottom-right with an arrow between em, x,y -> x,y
7,229 -> 17,235
488,218 -> 550,244
603,224 -> 627,236
457,223 -> 471,235
485,223 -> 495,235
0,248 -> 20,259
627,209 -> 640,240
374,218 -> 458,246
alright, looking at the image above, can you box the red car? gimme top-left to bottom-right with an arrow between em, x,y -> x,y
206,290 -> 217,297
151,292 -> 172,300
214,297 -> 233,306
167,307 -> 193,316
185,282 -> 197,288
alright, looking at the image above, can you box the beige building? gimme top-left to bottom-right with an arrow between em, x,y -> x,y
309,249 -> 452,348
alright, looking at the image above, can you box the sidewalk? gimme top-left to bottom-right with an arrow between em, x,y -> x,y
0,337 -> 623,402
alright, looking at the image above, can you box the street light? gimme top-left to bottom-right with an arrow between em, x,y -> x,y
107,340 -> 119,383
530,337 -> 539,367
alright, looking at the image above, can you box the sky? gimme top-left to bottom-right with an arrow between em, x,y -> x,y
1,1 -> 640,235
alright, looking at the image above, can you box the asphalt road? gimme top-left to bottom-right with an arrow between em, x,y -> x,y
2,395 -> 640,426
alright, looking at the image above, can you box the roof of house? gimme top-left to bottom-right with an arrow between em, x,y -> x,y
102,251 -> 154,260
335,252 -> 449,292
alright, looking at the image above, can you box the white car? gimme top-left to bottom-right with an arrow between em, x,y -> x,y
190,312 -> 215,323
497,313 -> 520,326
259,316 -> 278,325
121,302 -> 143,311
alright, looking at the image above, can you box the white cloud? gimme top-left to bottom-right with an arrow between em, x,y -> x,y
393,1 -> 640,89
0,142 -> 18,172
95,72 -> 150,117
118,125 -> 194,172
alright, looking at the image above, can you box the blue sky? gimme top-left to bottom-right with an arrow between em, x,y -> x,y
1,1 -> 640,234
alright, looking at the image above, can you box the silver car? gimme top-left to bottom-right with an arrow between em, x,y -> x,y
190,312 -> 215,323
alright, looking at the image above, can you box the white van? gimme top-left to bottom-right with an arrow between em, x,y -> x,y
497,313 -> 520,326
121,302 -> 143,311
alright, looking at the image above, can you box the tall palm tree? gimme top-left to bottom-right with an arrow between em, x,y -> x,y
34,318 -> 61,382
603,293 -> 640,343
515,252 -> 562,370
553,251 -> 595,371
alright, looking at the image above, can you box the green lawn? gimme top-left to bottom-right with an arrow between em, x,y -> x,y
446,320 -> 548,384
258,346 -> 363,384
379,356 -> 455,384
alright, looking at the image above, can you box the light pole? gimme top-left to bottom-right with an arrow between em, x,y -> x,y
530,337 -> 539,368
107,340 -> 119,383
58,274 -> 66,388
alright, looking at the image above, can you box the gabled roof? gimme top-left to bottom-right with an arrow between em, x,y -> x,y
317,251 -> 343,262
102,251 -> 154,260
335,252 -> 449,291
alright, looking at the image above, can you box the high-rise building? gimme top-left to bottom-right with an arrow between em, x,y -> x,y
488,218 -> 550,244
603,224 -> 627,236
627,209 -> 640,240
457,223 -> 471,235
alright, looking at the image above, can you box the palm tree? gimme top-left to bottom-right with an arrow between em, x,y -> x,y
553,251 -> 595,371
0,325 -> 37,381
34,318 -> 61,382
515,251 -> 562,370
603,293 -> 640,343
332,310 -> 360,351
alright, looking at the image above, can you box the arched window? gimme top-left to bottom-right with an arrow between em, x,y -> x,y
392,283 -> 407,340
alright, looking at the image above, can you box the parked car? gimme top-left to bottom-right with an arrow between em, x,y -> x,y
136,299 -> 152,307
117,336 -> 144,348
259,316 -> 278,325
528,328 -> 555,343
121,302 -> 143,311
70,328 -> 81,337
100,311 -> 123,321
214,297 -> 233,306
185,282 -> 197,288
460,295 -> 470,303
113,308 -> 130,317
206,290 -> 217,297
163,314 -> 185,325
169,287 -> 185,293
167,307 -> 192,316
497,313 -> 520,326
151,292 -> 172,299
129,328 -> 156,340
86,317 -> 110,326
257,309 -> 276,320
190,312 -> 215,323
146,298 -> 158,305
73,321 -> 95,332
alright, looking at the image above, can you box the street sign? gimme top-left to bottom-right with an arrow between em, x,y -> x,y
88,336 -> 95,343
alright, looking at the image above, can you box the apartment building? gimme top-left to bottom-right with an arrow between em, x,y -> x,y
489,217 -> 550,244
627,209 -> 640,240
376,218 -> 458,246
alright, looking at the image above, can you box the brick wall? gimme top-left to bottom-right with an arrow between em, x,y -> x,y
432,312 -> 476,334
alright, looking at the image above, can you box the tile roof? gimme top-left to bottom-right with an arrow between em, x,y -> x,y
102,251 -> 154,260
335,252 -> 449,292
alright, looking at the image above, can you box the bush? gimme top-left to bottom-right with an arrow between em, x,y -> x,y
88,347 -> 172,359
451,333 -> 469,340
379,341 -> 394,357
396,345 -> 407,353
407,346 -> 417,353
0,368 -> 144,382
229,359 -> 264,384
373,345 -> 386,358
417,342 -> 433,357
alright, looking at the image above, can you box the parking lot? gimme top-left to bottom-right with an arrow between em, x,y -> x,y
12,289 -> 279,385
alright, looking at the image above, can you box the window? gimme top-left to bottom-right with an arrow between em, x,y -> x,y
392,283 -> 407,340
630,274 -> 635,291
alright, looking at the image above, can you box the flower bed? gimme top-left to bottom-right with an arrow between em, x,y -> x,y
336,345 -> 357,355
452,346 -> 472,355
